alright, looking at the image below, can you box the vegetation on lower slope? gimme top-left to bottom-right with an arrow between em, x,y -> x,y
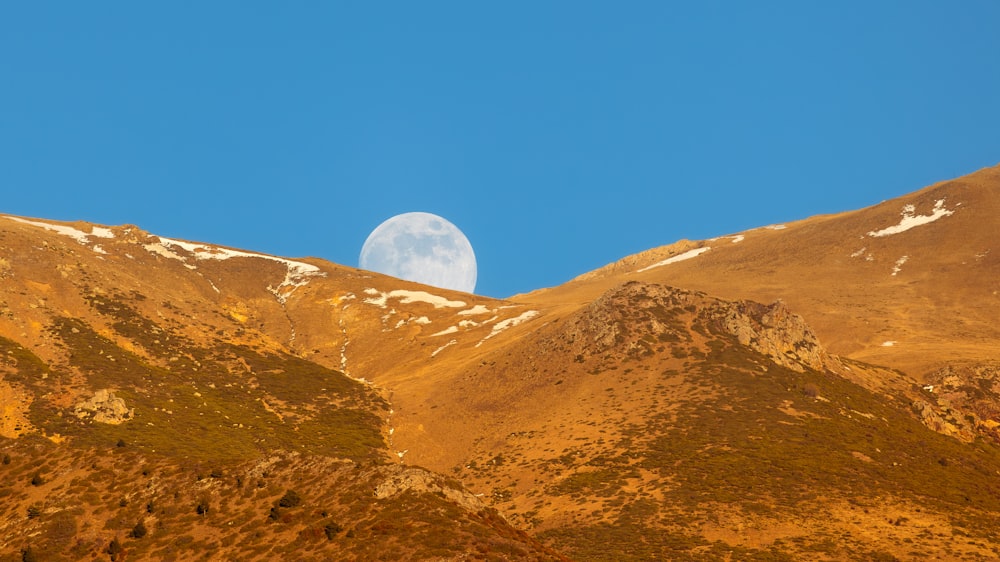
0,286 -> 564,559
0,439 -> 564,561
446,282 -> 1000,561
5,206 -> 1000,561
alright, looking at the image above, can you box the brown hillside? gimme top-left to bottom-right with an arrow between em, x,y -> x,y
1,163 -> 1000,560
521,163 -> 1000,379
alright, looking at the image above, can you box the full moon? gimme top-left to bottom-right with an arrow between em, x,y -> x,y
359,212 -> 477,293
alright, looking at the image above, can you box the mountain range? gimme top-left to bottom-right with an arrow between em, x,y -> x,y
1,163 -> 999,560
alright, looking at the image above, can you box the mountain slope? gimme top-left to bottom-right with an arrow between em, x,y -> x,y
0,216 -> 563,560
524,163 -> 1000,379
397,281 -> 1000,560
1,163 -> 999,560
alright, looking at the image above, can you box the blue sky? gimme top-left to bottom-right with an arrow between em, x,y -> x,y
3,3 -> 999,298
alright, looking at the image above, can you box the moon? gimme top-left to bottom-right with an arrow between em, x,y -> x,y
359,212 -> 477,293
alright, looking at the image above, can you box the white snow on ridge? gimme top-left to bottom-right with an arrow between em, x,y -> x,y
154,237 -> 321,275
476,310 -> 539,347
637,247 -> 711,272
458,304 -> 492,316
432,339 -> 458,357
5,216 -> 115,250
90,226 -> 115,239
431,326 -> 459,337
362,289 -> 466,309
146,236 -> 324,303
731,235 -> 745,244
891,256 -> 909,276
868,200 -> 954,238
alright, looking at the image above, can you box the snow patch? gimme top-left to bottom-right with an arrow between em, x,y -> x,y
881,341 -> 896,347
637,247 -> 711,272
362,289 -> 466,309
432,339 -> 458,357
363,288 -> 388,307
868,199 -> 954,237
431,326 -> 459,337
5,216 -> 114,252
891,256 -> 909,276
458,305 -> 492,316
143,236 -> 324,304
730,235 -> 745,244
476,310 -> 539,347
394,315 -> 432,329
765,224 -> 787,230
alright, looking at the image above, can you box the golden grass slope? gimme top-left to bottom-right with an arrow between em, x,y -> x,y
1,163 -> 999,560
522,163 -> 1000,380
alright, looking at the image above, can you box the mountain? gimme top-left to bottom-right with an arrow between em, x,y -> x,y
1,163 -> 999,560
548,163 -> 1000,378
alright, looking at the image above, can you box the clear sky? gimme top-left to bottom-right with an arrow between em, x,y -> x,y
3,3 -> 999,298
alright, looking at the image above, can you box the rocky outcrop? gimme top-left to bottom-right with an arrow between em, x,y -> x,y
370,465 -> 488,514
713,299 -> 831,373
915,363 -> 1000,443
73,389 -> 134,424
912,399 -> 976,442
562,281 -> 834,373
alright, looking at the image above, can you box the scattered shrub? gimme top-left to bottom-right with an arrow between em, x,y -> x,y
278,490 -> 302,508
107,537 -> 123,561
324,521 -> 343,540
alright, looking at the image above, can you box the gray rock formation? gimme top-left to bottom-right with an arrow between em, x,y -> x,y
73,389 -> 134,424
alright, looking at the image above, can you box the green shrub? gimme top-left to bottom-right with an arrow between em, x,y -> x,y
130,520 -> 148,539
278,490 -> 302,508
107,537 -> 123,561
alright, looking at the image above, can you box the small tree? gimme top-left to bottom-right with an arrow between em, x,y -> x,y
26,504 -> 42,519
107,537 -> 124,561
130,520 -> 148,539
324,521 -> 343,540
278,490 -> 301,508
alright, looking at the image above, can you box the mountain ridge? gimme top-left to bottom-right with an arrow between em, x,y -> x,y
1,163 -> 1000,560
